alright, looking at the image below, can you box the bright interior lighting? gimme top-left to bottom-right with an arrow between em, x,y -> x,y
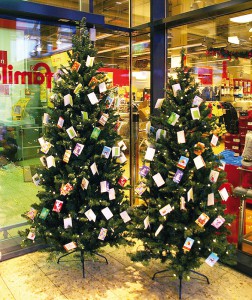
230,13 -> 252,23
228,36 -> 240,45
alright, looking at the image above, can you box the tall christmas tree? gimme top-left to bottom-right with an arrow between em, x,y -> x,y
129,52 -> 236,279
20,18 -> 130,261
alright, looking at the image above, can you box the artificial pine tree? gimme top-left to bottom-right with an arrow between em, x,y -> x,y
20,18 -> 130,266
129,51 -> 236,280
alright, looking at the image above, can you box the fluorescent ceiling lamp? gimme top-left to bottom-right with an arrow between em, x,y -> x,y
230,13 -> 252,23
228,36 -> 240,45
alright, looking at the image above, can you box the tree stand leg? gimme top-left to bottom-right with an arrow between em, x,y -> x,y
57,250 -> 108,278
152,269 -> 210,299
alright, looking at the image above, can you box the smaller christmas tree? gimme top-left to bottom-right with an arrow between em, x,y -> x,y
128,51 -> 236,280
19,18 -> 131,262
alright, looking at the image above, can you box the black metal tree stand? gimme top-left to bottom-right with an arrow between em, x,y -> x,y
152,268 -> 210,299
57,249 -> 108,278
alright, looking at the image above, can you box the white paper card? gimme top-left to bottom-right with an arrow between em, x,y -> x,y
193,155 -> 205,169
144,216 -> 150,229
153,173 -> 165,187
172,83 -> 181,96
90,162 -> 98,175
101,207 -> 113,220
192,95 -> 203,106
207,193 -> 215,206
180,196 -> 186,210
219,187 -> 229,201
120,211 -> 131,223
118,140 -> 127,151
155,98 -> 165,108
43,113 -> 50,124
177,130 -> 186,144
32,173 -> 40,186
159,204 -> 174,216
209,170 -> 219,183
119,152 -> 127,164
100,181 -> 109,193
145,147 -> 156,161
155,224 -> 164,236
211,134 -> 219,146
64,94 -> 73,106
88,92 -> 99,105
99,82 -> 107,93
187,187 -> 194,202
85,209 -> 96,222
46,155 -> 55,168
64,217 -> 72,229
109,188 -> 115,200
86,55 -> 94,67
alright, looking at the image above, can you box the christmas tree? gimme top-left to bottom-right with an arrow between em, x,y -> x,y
128,52 -> 236,278
20,18 -> 130,258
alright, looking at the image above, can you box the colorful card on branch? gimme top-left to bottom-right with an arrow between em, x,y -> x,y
32,173 -> 40,186
192,95 -> 203,106
191,107 -> 200,120
73,143 -> 84,157
74,83 -> 82,94
39,208 -> 50,220
60,183 -> 73,195
101,146 -> 112,158
209,170 -> 219,183
52,200 -> 63,212
99,82 -> 107,93
205,252 -> 219,267
139,165 -> 150,177
63,241 -> 77,251
63,150 -> 71,163
57,116 -> 64,128
98,228 -> 107,240
81,177 -> 89,190
90,127 -> 101,140
98,113 -> 109,126
71,61 -> 81,72
173,169 -> 184,183
183,237 -> 194,252
118,176 -> 128,187
66,126 -> 77,139
195,213 -> 210,227
156,129 -> 166,140
177,156 -> 189,169
211,215 -> 225,229
167,112 -> 179,126
81,111 -> 89,121
135,182 -> 147,196
26,207 -> 38,220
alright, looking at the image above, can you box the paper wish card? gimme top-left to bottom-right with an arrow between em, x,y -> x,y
177,130 -> 186,144
154,224 -> 164,236
210,134 -> 219,147
66,126 -> 77,139
195,212 -> 210,227
183,237 -> 194,252
180,196 -> 186,210
46,155 -> 56,168
101,146 -> 112,159
154,98 -> 165,109
177,156 -> 189,169
86,55 -> 95,67
144,216 -> 150,229
118,176 -> 128,187
207,193 -> 215,206
109,188 -> 116,200
85,209 -> 96,222
173,169 -> 184,184
120,211 -> 131,223
99,82 -> 107,93
43,113 -> 50,124
64,241 -> 77,252
90,162 -> 99,175
71,61 -> 81,72
100,181 -> 109,193
153,173 -> 165,187
145,147 -> 156,161
64,217 -> 73,229
118,140 -> 127,151
211,215 -> 225,229
63,150 -> 71,163
88,92 -> 99,105
98,228 -> 108,240
106,95 -> 114,108
60,183 -> 73,196
112,146 -> 120,157
26,207 -> 38,220
119,152 -> 127,164
209,170 -> 219,183
187,187 -> 194,202
52,200 -> 63,213
41,141 -> 51,154
172,83 -> 181,97
74,83 -> 82,94
27,230 -> 36,241
64,94 -> 73,106
57,116 -> 64,128
159,204 -> 174,216
135,182 -> 147,196
192,95 -> 203,107
101,207 -> 113,220
90,127 -> 101,140
81,111 -> 89,121
32,173 -> 40,186
98,113 -> 109,126
193,155 -> 205,170
39,208 -> 50,220
40,156 -> 47,167
205,252 -> 219,267
191,107 -> 200,120
73,143 -> 84,157
156,129 -> 166,140
81,177 -> 89,190
219,187 -> 229,201
139,165 -> 150,177
167,112 -> 180,126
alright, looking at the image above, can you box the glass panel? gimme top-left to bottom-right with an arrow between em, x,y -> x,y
167,0 -> 231,16
132,0 -> 150,27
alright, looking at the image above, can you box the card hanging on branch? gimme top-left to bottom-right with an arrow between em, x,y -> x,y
195,213 -> 210,227
180,196 -> 186,210
154,98 -> 165,109
218,187 -> 229,201
155,224 -> 164,236
64,94 -> 73,106
63,150 -> 71,163
71,61 -> 81,72
57,116 -> 64,128
106,95 -> 114,108
74,83 -> 82,94
39,208 -> 50,220
40,156 -> 47,167
172,83 -> 181,97
112,146 -> 120,157
145,147 -> 156,161
27,229 -> 36,241
100,181 -> 109,193
183,237 -> 194,252
207,193 -> 215,206
153,173 -> 165,187
193,155 -> 205,169
26,207 -> 38,220
52,200 -> 63,213
159,204 -> 174,216
118,176 -> 128,187
177,130 -> 186,144
135,182 -> 147,196
73,143 -> 84,157
81,177 -> 89,190
101,207 -> 113,220
144,216 -> 150,229
64,217 -> 73,229
81,111 -> 88,121
205,252 -> 219,267
98,228 -> 108,240
87,92 -> 99,105
90,162 -> 99,175
101,146 -> 112,159
86,55 -> 95,67
139,165 -> 150,177
32,173 -> 40,186
99,82 -> 107,93
43,113 -> 50,125
177,156 -> 189,169
85,209 -> 96,222
66,126 -> 77,139
46,155 -> 56,168
118,140 -> 127,151
211,215 -> 225,229
63,241 -> 77,252
192,95 -> 203,106
173,169 -> 184,183
209,170 -> 219,183
98,113 -> 109,126
211,134 -> 219,146
90,127 -> 101,140
120,211 -> 131,223
191,107 -> 200,120
60,183 -> 73,195
167,112 -> 180,126
156,129 -> 166,140
187,187 -> 194,202
109,188 -> 115,200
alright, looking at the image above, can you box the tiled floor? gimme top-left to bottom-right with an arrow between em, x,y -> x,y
0,244 -> 251,300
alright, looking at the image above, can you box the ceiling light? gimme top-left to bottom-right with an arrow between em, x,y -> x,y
230,13 -> 252,24
228,36 -> 240,45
